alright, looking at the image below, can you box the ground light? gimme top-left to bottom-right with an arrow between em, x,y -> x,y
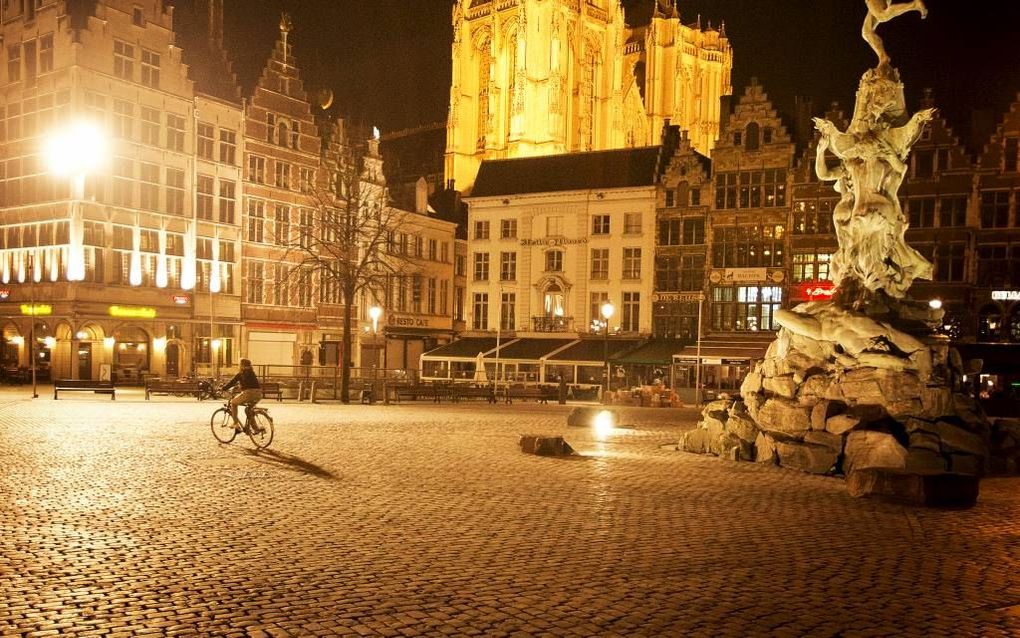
593,410 -> 616,438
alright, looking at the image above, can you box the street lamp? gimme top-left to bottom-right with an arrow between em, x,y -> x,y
369,305 -> 382,335
601,301 -> 614,403
211,339 -> 222,380
929,298 -> 943,310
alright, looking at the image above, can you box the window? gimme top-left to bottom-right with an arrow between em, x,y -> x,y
112,158 -> 133,207
440,280 -> 449,316
165,168 -> 185,214
499,251 -> 516,281
981,191 -> 1009,228
414,236 -> 423,258
474,220 -> 490,240
140,162 -> 160,210
132,7 -> 145,26
247,155 -> 266,183
455,254 -> 465,277
545,250 -> 563,272
592,214 -> 610,235
716,170 -> 786,209
590,292 -> 609,328
246,262 -> 264,304
683,218 -> 705,245
274,162 -> 291,189
665,190 -> 675,208
546,216 -> 563,236
745,122 -> 761,151
793,200 -> 834,235
113,100 -> 133,139
197,123 -> 215,159
140,49 -> 160,88
691,188 -> 701,206
196,175 -> 214,220
1005,138 -> 1019,173
712,286 -> 782,332
473,252 -> 489,281
218,181 -> 236,224
299,167 -> 315,192
792,251 -> 831,283
274,205 -> 290,245
113,40 -> 134,80
624,212 -> 642,235
763,127 -> 773,144
472,293 -> 489,330
907,197 -> 936,228
712,224 -> 786,268
428,238 -> 438,261
591,248 -> 609,279
935,243 -> 966,283
500,292 -> 515,331
266,113 -> 276,143
623,248 -> 641,279
219,129 -> 237,165
166,113 -> 185,151
7,45 -> 20,83
977,246 -> 1009,287
247,199 -> 265,243
913,149 -> 934,178
39,34 -> 53,74
455,286 -> 465,321
939,196 -> 967,227
500,219 -> 517,239
622,292 -> 640,332
140,107 -> 160,146
733,131 -> 742,146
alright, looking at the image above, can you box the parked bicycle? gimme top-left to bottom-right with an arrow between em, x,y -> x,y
210,395 -> 274,450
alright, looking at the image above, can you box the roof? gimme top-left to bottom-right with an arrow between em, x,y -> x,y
547,338 -> 645,363
493,338 -> 575,360
615,339 -> 688,365
470,147 -> 663,198
422,338 -> 498,359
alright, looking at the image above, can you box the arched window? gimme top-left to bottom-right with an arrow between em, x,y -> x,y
745,122 -> 761,151
544,283 -> 565,318
278,120 -> 289,147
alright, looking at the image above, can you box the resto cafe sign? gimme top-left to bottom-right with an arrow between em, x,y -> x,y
992,290 -> 1020,301
520,237 -> 588,247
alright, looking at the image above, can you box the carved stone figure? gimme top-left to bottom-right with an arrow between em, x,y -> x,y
862,0 -> 927,67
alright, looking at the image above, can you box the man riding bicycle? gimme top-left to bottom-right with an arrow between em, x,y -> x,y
221,358 -> 262,430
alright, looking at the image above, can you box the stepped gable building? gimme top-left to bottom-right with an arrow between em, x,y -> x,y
0,0 -> 246,381
445,0 -> 732,193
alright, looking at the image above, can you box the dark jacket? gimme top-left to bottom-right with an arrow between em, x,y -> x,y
223,367 -> 260,391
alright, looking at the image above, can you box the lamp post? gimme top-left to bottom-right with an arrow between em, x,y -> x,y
368,305 -> 383,372
28,253 -> 37,399
600,301 -> 614,403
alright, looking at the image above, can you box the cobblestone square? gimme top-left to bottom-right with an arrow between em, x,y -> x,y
1,389 -> 1019,637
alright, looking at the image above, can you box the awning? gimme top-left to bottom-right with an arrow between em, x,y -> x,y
422,337 -> 499,359
547,338 -> 644,364
615,339 -> 688,365
954,342 -> 1020,375
672,333 -> 773,366
493,338 -> 576,360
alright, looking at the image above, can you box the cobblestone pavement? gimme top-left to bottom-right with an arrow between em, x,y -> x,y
1,388 -> 1020,637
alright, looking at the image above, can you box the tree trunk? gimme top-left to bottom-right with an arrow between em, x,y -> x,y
340,285 -> 354,404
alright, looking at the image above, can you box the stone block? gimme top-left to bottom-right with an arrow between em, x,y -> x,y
846,469 -> 979,508
775,441 -> 839,475
905,448 -> 947,473
726,412 -> 760,444
826,414 -> 861,436
704,415 -> 726,441
844,430 -> 909,473
763,375 -> 798,399
948,453 -> 983,476
755,432 -> 778,465
679,428 -> 711,454
884,399 -> 924,418
811,400 -> 843,430
713,432 -> 743,458
519,435 -> 574,457
908,431 -> 941,453
798,375 -> 833,403
847,404 -> 886,424
804,430 -> 844,452
740,371 -> 763,398
931,421 -> 987,457
919,386 -> 954,417
756,398 -> 812,438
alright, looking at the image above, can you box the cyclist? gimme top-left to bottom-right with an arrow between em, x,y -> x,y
221,358 -> 262,430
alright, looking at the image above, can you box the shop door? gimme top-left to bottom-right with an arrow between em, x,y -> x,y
166,342 -> 180,377
77,343 -> 92,380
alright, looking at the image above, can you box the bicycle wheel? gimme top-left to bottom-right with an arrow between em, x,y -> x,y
247,410 -> 274,450
210,407 -> 237,444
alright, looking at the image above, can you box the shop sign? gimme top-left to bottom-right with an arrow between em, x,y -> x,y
388,315 -> 431,328
172,294 -> 190,305
798,282 -> 836,301
652,292 -> 705,303
709,268 -> 770,284
520,237 -> 589,247
992,290 -> 1020,301
0,288 -> 10,300
20,303 -> 52,316
109,305 -> 157,319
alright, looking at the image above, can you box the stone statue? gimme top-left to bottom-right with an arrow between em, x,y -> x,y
862,0 -> 927,67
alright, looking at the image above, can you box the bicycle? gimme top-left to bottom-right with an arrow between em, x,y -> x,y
210,396 -> 274,450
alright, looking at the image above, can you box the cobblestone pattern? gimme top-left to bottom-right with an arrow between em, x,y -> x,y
1,388 -> 1019,637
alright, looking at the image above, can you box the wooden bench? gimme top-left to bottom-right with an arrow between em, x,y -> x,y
393,384 -> 450,403
261,382 -> 284,402
144,379 -> 205,400
504,385 -> 556,404
54,379 -> 116,400
453,385 -> 497,403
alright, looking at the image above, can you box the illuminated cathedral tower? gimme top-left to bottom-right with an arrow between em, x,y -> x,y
445,0 -> 733,192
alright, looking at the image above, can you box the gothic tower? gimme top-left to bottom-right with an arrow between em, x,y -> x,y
445,0 -> 733,193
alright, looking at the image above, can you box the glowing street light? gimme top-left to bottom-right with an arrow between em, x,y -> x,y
601,302 -> 615,403
369,306 -> 382,335
929,298 -> 943,310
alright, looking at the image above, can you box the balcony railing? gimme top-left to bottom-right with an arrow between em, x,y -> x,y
532,316 -> 573,333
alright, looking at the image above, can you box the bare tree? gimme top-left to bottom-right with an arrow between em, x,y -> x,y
277,127 -> 415,403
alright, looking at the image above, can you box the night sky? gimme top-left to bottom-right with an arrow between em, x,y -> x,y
209,0 -> 1020,145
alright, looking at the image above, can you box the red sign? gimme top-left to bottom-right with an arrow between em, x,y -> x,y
0,288 -> 9,300
798,282 -> 836,301
172,294 -> 190,305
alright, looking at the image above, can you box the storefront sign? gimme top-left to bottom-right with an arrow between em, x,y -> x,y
388,315 -> 431,328
172,294 -> 191,305
798,282 -> 836,301
652,292 -> 705,303
20,303 -> 52,316
520,237 -> 589,247
109,305 -> 157,319
992,290 -> 1020,301
709,268 -> 767,284
0,288 -> 10,300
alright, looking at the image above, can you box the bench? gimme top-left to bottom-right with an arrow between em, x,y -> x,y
261,382 -> 283,402
453,385 -> 497,403
393,384 -> 450,403
145,379 -> 205,400
54,379 -> 116,400
504,385 -> 556,404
